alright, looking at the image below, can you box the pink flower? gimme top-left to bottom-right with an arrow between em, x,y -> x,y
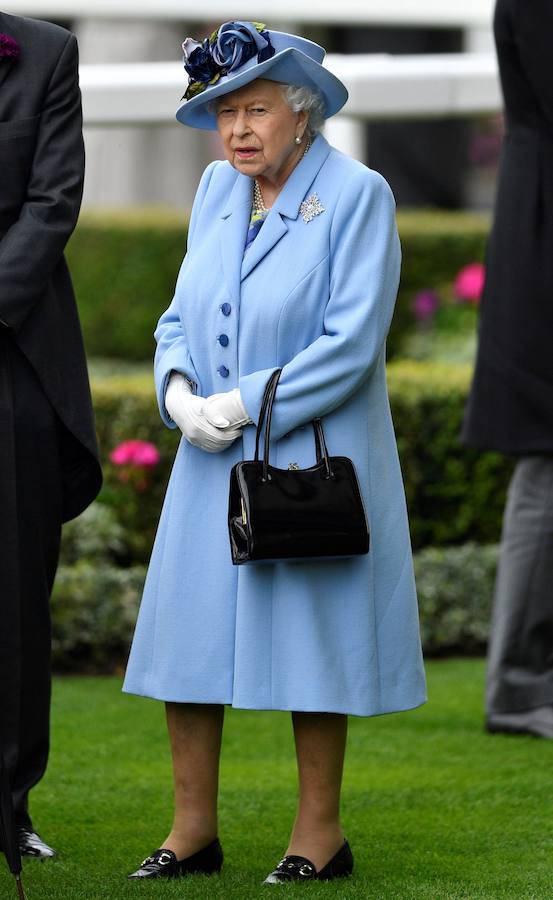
412,289 -> 440,320
110,440 -> 160,468
454,263 -> 485,304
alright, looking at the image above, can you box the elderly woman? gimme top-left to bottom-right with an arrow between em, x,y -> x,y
124,21 -> 426,885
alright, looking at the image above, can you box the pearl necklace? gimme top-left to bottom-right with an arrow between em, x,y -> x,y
253,137 -> 312,214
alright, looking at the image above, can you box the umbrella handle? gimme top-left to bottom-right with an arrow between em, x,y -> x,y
15,874 -> 26,900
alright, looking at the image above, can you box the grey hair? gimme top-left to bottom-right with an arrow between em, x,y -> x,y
206,83 -> 326,135
281,84 -> 325,136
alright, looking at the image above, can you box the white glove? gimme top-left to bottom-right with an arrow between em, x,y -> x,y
203,388 -> 252,430
165,372 -> 242,453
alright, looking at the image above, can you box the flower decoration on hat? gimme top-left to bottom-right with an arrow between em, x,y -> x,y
182,21 -> 275,100
0,33 -> 21,63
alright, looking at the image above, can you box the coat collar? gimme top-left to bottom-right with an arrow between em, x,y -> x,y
267,132 -> 331,220
219,134 -> 332,294
219,172 -> 251,305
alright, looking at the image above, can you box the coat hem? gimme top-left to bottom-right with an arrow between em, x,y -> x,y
122,683 -> 427,718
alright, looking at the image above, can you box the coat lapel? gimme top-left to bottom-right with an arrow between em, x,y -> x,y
220,172 -> 252,305
0,64 -> 13,90
240,209 -> 288,281
241,134 -> 332,282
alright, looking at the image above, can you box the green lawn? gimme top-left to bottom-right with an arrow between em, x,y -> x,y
2,660 -> 552,899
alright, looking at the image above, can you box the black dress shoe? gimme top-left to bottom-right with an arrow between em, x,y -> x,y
264,840 -> 353,884
128,838 -> 223,879
486,706 -> 553,738
18,827 -> 56,858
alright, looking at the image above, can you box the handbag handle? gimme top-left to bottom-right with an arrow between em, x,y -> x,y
254,368 -> 282,463
254,369 -> 333,481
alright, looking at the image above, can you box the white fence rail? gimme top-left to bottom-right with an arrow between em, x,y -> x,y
8,0 -> 495,28
76,52 -> 501,208
80,53 -> 501,126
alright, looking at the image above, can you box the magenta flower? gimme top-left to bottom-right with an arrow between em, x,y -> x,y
0,34 -> 21,62
454,263 -> 485,304
412,289 -> 440,320
110,440 -> 160,468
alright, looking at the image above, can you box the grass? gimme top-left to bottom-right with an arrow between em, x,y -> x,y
2,660 -> 552,899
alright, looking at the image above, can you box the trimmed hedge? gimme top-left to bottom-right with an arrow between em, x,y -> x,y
414,543 -> 497,655
392,210 -> 489,357
69,209 -> 490,361
388,361 -> 512,548
53,504 -> 144,671
52,562 -> 145,672
52,507 -> 497,670
90,360 -> 512,562
67,210 -> 187,362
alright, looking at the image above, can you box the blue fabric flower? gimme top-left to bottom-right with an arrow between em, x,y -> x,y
212,21 -> 274,73
182,21 -> 275,101
183,37 -> 219,85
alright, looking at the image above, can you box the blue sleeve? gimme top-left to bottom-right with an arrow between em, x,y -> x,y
153,161 -> 219,427
239,171 -> 401,439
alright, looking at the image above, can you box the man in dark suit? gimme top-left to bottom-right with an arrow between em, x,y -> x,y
462,0 -> 553,737
0,12 -> 102,856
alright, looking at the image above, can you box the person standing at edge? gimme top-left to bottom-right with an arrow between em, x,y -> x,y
0,12 -> 102,857
462,0 -> 553,738
123,20 -> 426,885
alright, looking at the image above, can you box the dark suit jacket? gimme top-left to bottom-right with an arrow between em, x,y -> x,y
462,0 -> 553,454
0,11 -> 101,519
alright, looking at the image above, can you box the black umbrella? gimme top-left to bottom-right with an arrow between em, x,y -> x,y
0,332 -> 27,900
0,751 -> 26,900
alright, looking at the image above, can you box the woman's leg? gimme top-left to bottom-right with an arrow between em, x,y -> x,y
286,712 -> 347,870
162,702 -> 224,859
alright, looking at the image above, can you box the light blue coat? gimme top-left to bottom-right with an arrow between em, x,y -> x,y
123,134 -> 426,717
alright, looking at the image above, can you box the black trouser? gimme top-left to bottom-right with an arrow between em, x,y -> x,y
0,330 -> 62,829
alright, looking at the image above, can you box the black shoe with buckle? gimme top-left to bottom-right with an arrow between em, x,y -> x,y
128,838 -> 223,879
263,840 -> 353,884
18,827 -> 56,859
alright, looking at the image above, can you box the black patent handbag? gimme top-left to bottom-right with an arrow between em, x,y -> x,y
228,369 -> 370,564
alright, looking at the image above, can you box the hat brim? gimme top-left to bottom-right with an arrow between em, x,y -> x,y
176,47 -> 348,130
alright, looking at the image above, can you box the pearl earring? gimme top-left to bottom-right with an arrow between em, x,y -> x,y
294,136 -> 302,145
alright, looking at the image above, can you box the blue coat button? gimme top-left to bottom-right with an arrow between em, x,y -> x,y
218,365 -> 230,378
220,302 -> 232,316
218,334 -> 229,347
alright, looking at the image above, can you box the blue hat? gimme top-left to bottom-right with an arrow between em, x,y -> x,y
176,21 -> 348,130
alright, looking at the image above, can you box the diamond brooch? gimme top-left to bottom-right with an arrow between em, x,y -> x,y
299,193 -> 325,223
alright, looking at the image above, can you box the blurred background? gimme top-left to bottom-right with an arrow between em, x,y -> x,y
9,0 -> 500,209
7,1 -> 509,670
5,13 -> 551,899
